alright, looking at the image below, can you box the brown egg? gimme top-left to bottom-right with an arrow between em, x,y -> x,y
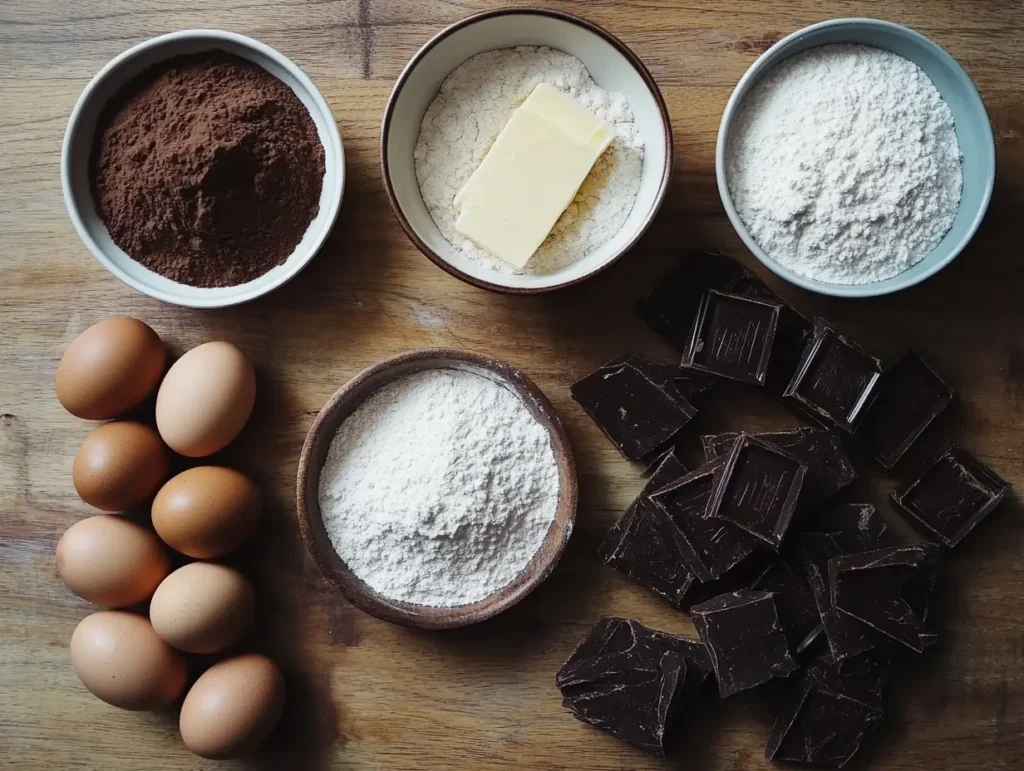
150,562 -> 255,654
155,342 -> 256,458
72,421 -> 170,511
180,653 -> 285,759
152,467 -> 261,558
56,317 -> 165,420
70,611 -> 188,710
56,515 -> 170,607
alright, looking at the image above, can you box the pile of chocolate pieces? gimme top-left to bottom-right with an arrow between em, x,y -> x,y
559,252 -> 1011,766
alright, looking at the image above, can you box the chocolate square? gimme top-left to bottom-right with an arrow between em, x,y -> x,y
691,590 -> 799,698
830,544 -> 941,652
651,459 -> 759,581
750,560 -> 820,653
706,434 -> 807,548
859,351 -> 955,469
891,442 -> 1010,548
682,290 -> 781,386
703,427 -> 856,510
784,321 -> 883,432
636,251 -> 751,350
571,362 -> 695,461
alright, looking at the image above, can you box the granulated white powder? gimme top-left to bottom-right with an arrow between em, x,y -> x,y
414,46 -> 645,275
318,368 -> 561,607
727,45 -> 963,285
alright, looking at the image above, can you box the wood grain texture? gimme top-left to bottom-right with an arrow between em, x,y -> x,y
1,0 -> 1022,769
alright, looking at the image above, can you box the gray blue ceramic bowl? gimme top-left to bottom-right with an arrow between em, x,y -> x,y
716,18 -> 995,298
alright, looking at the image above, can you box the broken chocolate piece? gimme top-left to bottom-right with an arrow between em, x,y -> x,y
571,362 -> 695,461
607,354 -> 715,405
750,560 -> 820,652
766,660 -> 884,768
804,502 -> 888,554
858,351 -> 955,469
812,648 -> 894,708
677,552 -> 773,612
692,590 -> 799,698
784,321 -> 883,432
830,544 -> 941,653
556,618 -> 709,755
891,442 -> 1010,548
703,427 -> 856,510
801,534 -> 885,662
651,458 -> 759,581
636,251 -> 751,350
682,290 -> 781,386
706,434 -> 807,548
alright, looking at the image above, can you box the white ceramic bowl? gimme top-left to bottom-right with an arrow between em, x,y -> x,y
381,9 -> 672,294
716,19 -> 995,298
62,30 -> 344,308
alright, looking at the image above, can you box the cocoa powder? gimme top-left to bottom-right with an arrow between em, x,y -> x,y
91,51 -> 326,288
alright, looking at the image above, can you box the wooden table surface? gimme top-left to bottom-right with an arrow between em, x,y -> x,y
2,0 -> 1022,768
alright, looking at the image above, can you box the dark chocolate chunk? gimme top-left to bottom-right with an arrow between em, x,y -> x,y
682,290 -> 781,386
812,647 -> 894,708
651,459 -> 759,581
607,354 -> 715,405
750,560 -> 820,652
556,618 -> 710,755
677,552 -> 773,612
636,251 -> 751,350
784,321 -> 883,432
766,660 -> 884,768
891,442 -> 1010,548
571,362 -> 695,461
691,589 -> 799,698
830,544 -> 941,653
801,534 -> 885,662
706,434 -> 807,548
858,351 -> 955,469
703,427 -> 856,510
804,502 -> 888,554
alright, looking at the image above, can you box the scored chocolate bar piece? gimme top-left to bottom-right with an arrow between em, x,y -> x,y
692,590 -> 799,698
651,458 -> 759,582
571,361 -> 695,461
607,353 -> 715,405
636,251 -> 751,350
703,427 -> 856,510
682,290 -> 781,386
706,434 -> 807,548
830,544 -> 941,653
858,351 -> 955,470
784,321 -> 883,433
556,618 -> 712,755
750,559 -> 820,653
891,442 -> 1010,548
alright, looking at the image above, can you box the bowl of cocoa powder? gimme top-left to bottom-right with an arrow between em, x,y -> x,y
62,30 -> 344,308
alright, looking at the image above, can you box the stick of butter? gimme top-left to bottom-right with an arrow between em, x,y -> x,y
453,83 -> 615,269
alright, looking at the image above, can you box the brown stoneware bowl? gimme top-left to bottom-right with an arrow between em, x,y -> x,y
296,348 -> 578,629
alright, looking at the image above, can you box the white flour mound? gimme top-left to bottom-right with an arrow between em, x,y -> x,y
414,46 -> 645,275
727,45 -> 962,285
318,368 -> 561,608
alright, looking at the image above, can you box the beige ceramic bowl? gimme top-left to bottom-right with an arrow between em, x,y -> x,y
296,349 -> 578,629
381,8 -> 673,294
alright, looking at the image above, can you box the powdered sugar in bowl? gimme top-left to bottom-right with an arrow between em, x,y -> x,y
296,349 -> 578,629
716,19 -> 995,298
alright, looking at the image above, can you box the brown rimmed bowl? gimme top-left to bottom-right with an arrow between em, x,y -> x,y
296,348 -> 578,629
381,8 -> 673,294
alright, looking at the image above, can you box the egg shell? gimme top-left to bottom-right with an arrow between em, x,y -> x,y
156,342 -> 256,458
150,562 -> 255,654
56,515 -> 170,607
56,317 -> 166,420
70,610 -> 188,711
72,421 -> 170,511
179,653 -> 285,759
152,466 -> 261,558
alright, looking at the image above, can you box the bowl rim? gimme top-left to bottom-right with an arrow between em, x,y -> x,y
295,348 -> 579,629
61,28 -> 345,309
380,7 -> 674,294
715,17 -> 995,298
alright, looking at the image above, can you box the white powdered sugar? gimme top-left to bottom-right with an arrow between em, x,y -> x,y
414,46 -> 645,275
318,368 -> 560,608
726,45 -> 963,285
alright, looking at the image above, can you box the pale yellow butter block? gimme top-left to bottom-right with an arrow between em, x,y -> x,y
454,83 -> 615,269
